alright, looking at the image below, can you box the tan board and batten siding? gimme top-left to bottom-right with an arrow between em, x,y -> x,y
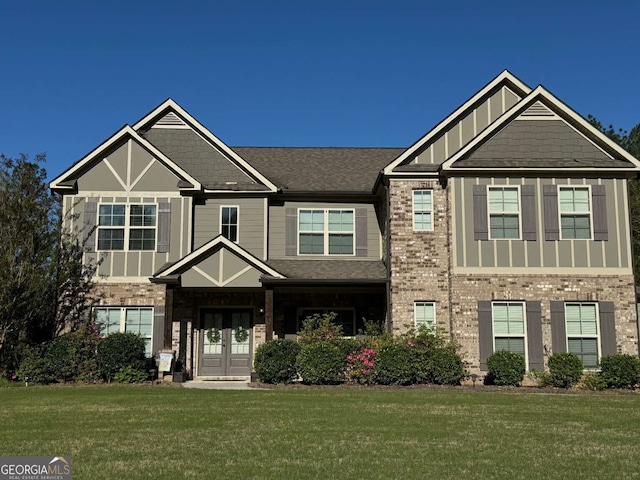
180,249 -> 263,288
268,201 -> 381,259
193,198 -> 266,259
65,138 -> 191,279
411,86 -> 521,165
451,177 -> 631,271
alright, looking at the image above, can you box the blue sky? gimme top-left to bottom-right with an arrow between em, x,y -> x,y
1,0 -> 639,181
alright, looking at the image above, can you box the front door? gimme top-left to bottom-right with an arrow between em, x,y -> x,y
199,309 -> 252,377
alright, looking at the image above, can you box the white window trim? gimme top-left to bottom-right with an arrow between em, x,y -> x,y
297,307 -> 357,336
219,205 -> 240,243
413,301 -> 436,329
297,208 -> 355,256
491,301 -> 528,370
412,190 -> 434,232
487,185 -> 522,240
564,302 -> 601,368
97,202 -> 158,252
558,185 -> 593,240
94,306 -> 154,356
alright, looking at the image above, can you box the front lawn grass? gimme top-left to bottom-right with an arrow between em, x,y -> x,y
1,385 -> 639,479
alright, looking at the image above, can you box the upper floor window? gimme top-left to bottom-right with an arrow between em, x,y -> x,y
412,190 -> 433,231
221,206 -> 239,242
565,303 -> 599,368
414,302 -> 435,329
298,209 -> 354,255
95,307 -> 153,356
559,187 -> 591,239
492,302 -> 526,358
488,187 -> 520,239
98,204 -> 156,251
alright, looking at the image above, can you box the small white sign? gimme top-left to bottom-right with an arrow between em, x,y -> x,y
158,353 -> 173,372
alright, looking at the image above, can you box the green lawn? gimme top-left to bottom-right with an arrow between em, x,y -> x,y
1,385 -> 639,479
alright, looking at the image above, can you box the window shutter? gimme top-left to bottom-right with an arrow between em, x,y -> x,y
83,198 -> 98,253
473,185 -> 488,241
478,300 -> 493,371
550,301 -> 566,353
157,202 -> 171,253
543,185 -> 559,241
526,301 -> 544,370
285,208 -> 297,256
355,208 -> 368,257
521,185 -> 537,241
598,301 -> 616,356
592,185 -> 608,241
153,306 -> 165,355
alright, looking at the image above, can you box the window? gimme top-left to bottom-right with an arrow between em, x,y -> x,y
414,302 -> 435,329
221,206 -> 238,242
412,190 -> 433,231
488,187 -> 520,239
298,209 -> 354,255
565,303 -> 599,368
298,309 -> 356,336
95,307 -> 153,356
492,302 -> 526,358
97,204 -> 156,251
559,187 -> 591,239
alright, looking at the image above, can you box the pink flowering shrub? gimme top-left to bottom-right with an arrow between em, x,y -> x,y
346,348 -> 377,384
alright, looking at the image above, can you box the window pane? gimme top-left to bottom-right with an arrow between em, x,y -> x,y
130,204 -> 156,227
299,210 -> 324,232
125,308 -> 153,356
96,308 -> 121,336
414,212 -> 432,231
561,215 -> 591,239
568,338 -> 598,369
129,229 -> 155,250
415,302 -> 435,328
413,190 -> 432,211
495,337 -> 525,356
328,210 -> 353,232
300,233 -> 324,254
328,234 -> 353,255
565,304 -> 597,335
98,229 -> 125,250
99,204 -> 126,226
490,215 -> 519,239
493,303 -> 524,335
560,188 -> 589,213
489,188 -> 519,213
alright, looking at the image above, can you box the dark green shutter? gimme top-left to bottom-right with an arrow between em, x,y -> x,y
84,198 -> 98,253
157,202 -> 171,253
543,185 -> 559,241
355,208 -> 368,257
592,185 -> 608,241
598,301 -> 617,356
550,301 -> 566,353
521,185 -> 537,241
285,208 -> 297,256
526,301 -> 544,370
473,185 -> 488,241
478,300 -> 493,371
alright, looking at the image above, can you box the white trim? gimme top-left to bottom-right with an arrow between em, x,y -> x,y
132,99 -> 279,192
453,266 -> 633,275
491,301 -> 528,370
557,185 -> 593,240
383,70 -> 531,174
413,301 -> 436,329
487,185 -> 522,240
297,208 -> 356,256
412,190 -> 434,232
96,202 -> 158,252
564,302 -> 601,368
219,205 -> 239,243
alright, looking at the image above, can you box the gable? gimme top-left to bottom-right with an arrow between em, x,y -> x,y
180,248 -> 263,288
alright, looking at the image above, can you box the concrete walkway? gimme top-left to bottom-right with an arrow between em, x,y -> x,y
181,380 -> 265,390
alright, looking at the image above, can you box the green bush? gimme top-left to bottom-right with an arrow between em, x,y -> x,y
528,369 -> 552,387
427,348 -> 465,385
548,353 -> 583,388
374,344 -> 417,386
578,372 -> 608,391
599,354 -> 640,389
296,342 -> 345,385
297,312 -> 343,345
486,350 -> 526,386
97,332 -> 146,382
113,365 -> 148,383
16,346 -> 52,385
254,339 -> 301,384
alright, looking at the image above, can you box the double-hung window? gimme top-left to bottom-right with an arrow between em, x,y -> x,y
412,190 -> 433,231
221,206 -> 239,242
559,187 -> 591,239
488,187 -> 520,239
565,303 -> 599,368
95,307 -> 153,356
492,302 -> 526,358
98,204 -> 157,251
414,302 -> 435,329
299,209 -> 354,255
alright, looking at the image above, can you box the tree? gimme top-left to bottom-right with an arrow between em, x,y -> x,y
588,117 -> 640,284
0,153 -> 98,376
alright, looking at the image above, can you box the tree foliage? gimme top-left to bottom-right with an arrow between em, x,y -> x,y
588,116 -> 640,283
0,153 -> 98,376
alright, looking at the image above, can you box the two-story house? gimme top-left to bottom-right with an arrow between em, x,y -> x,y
50,70 -> 640,379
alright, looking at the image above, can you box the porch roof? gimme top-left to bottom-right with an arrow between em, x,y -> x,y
262,259 -> 388,284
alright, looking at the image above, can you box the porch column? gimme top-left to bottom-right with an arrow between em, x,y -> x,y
164,287 -> 174,348
265,286 -> 274,341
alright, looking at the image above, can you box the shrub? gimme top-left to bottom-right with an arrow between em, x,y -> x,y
427,349 -> 465,385
578,372 -> 607,391
599,354 -> 640,389
374,344 -> 417,386
113,365 -> 148,383
486,351 -> 526,386
548,353 -> 583,388
296,342 -> 345,385
97,332 -> 146,382
297,312 -> 343,345
346,348 -> 376,384
254,339 -> 301,384
16,346 -> 52,385
528,369 -> 552,387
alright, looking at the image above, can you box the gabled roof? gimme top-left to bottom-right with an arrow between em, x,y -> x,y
383,70 -> 532,175
263,259 -> 388,284
49,125 -> 202,191
441,86 -> 640,172
152,235 -> 284,280
133,99 -> 279,193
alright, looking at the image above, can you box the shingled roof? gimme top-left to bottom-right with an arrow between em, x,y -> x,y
265,259 -> 387,282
